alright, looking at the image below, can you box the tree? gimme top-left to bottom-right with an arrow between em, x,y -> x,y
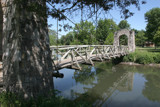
143,72 -> 160,102
145,8 -> 160,42
96,19 -> 118,44
119,35 -> 128,45
135,30 -> 146,47
118,20 -> 130,45
49,29 -> 57,46
59,32 -> 74,45
118,20 -> 130,29
104,32 -> 114,45
74,21 -> 96,45
0,0 -> 146,99
2,0 -> 53,98
153,27 -> 160,48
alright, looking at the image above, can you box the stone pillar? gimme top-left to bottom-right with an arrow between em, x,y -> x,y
113,32 -> 119,46
0,0 -> 2,61
128,31 -> 135,52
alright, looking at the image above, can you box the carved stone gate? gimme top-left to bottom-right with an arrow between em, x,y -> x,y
114,29 -> 135,52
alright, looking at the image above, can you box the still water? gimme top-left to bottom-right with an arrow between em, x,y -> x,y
54,62 -> 160,107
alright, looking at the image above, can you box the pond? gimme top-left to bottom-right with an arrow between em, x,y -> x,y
53,62 -> 160,107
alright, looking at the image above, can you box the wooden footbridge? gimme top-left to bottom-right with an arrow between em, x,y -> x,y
51,45 -> 129,71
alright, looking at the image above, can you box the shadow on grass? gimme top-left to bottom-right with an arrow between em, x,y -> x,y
0,90 -> 92,107
136,47 -> 160,53
147,49 -> 160,52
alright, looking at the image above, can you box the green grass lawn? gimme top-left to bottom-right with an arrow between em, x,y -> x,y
136,47 -> 160,53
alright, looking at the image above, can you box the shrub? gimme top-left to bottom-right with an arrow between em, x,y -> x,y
152,53 -> 160,63
123,56 -> 129,62
0,91 -> 92,107
135,54 -> 154,64
122,49 -> 160,64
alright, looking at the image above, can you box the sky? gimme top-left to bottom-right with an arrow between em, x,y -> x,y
47,0 -> 160,37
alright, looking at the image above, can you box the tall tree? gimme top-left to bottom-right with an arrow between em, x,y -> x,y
96,19 -> 118,44
118,20 -> 130,29
135,30 -> 146,47
145,8 -> 160,43
104,32 -> 114,45
153,27 -> 160,48
74,21 -> 96,45
60,32 -> 74,45
2,0 -> 53,98
49,29 -> 57,46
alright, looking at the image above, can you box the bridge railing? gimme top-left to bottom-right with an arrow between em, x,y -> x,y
50,45 -> 129,60
50,45 -> 129,70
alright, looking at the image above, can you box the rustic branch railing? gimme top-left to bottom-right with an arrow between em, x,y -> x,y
50,45 -> 129,70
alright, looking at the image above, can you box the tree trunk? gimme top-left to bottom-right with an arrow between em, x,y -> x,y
1,0 -> 53,98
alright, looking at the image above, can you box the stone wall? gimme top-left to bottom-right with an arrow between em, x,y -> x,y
0,0 -> 2,61
114,29 -> 135,52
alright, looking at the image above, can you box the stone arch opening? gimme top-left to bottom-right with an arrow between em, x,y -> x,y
0,0 -> 2,61
119,34 -> 128,46
114,29 -> 135,52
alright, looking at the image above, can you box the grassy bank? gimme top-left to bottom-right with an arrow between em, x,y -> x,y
123,47 -> 160,64
0,91 -> 91,107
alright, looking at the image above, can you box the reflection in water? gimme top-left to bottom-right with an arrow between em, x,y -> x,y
54,62 -> 160,107
142,69 -> 160,102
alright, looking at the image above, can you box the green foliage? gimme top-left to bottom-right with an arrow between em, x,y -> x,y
143,72 -> 160,102
153,27 -> 160,47
135,53 -> 154,64
49,35 -> 57,46
15,0 -> 146,20
118,20 -> 130,29
0,92 -> 21,107
123,53 -> 136,62
96,19 -> 118,44
135,30 -> 147,47
0,91 -> 92,107
152,54 -> 160,63
118,20 -> 130,45
119,35 -> 128,45
49,29 -> 57,46
123,49 -> 160,64
73,21 -> 96,45
104,32 -> 114,45
60,32 -> 74,45
145,8 -> 160,42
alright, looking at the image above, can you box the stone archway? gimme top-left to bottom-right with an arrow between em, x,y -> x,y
114,29 -> 135,52
0,0 -> 2,61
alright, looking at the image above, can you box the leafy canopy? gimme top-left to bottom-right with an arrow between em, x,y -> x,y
118,20 -> 130,29
96,19 -> 118,44
59,32 -> 74,45
14,0 -> 146,20
153,27 -> 160,46
104,32 -> 114,45
49,29 -> 57,46
135,30 -> 146,46
118,20 -> 130,45
145,8 -> 160,41
73,21 -> 96,45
